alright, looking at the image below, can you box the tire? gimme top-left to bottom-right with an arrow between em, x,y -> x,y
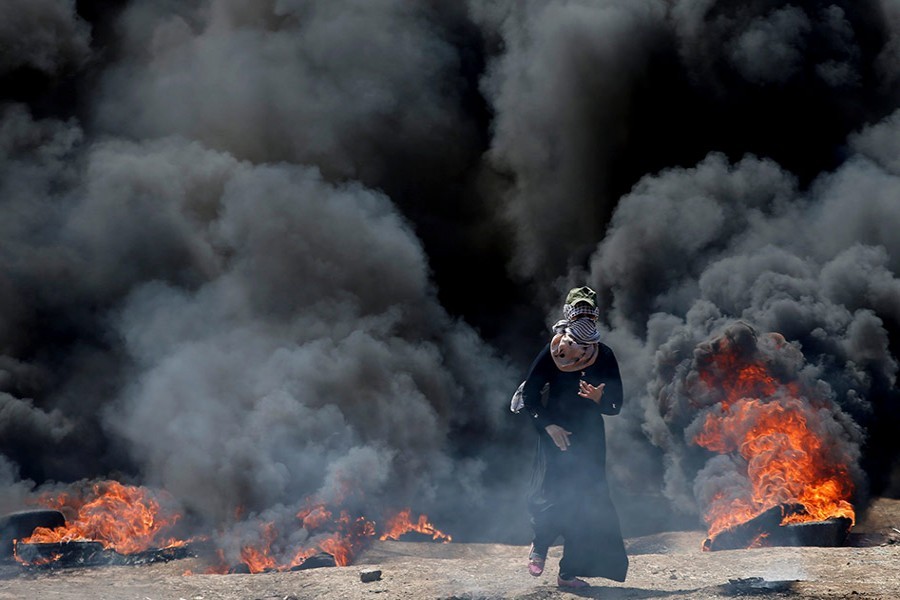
0,509 -> 66,559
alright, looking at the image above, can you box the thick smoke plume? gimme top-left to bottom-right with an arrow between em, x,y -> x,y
1,0 -> 517,547
477,0 -> 900,526
3,0 -> 900,554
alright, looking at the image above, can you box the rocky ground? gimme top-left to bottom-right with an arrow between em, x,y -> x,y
1,499 -> 898,600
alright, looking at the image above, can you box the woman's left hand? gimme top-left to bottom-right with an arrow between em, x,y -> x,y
578,380 -> 605,404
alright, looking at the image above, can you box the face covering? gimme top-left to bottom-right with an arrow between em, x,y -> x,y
550,332 -> 598,372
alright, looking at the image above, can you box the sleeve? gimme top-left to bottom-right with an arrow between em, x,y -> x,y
521,344 -> 554,431
597,345 -> 624,416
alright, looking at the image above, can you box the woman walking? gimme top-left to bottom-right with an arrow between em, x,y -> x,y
518,286 -> 628,588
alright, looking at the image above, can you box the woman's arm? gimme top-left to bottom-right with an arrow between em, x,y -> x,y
521,344 -> 554,431
597,345 -> 624,415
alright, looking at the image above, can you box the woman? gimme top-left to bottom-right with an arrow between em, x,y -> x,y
519,286 -> 628,588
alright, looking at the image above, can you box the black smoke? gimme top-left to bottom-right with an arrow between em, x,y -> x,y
2,0 -> 900,549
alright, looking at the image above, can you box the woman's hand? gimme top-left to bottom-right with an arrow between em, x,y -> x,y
544,424 -> 572,451
578,380 -> 605,404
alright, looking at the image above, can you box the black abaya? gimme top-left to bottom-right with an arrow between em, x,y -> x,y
521,342 -> 628,582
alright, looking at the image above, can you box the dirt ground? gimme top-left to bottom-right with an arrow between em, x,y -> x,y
2,498 -> 898,600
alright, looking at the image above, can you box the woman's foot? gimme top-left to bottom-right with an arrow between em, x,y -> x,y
527,545 -> 545,577
557,575 -> 590,588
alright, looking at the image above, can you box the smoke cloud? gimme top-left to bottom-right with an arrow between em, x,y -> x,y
3,0 -> 900,553
477,0 -> 900,528
589,111 -> 900,515
0,0 -> 91,75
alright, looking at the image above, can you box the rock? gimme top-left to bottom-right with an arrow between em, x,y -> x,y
360,568 -> 382,583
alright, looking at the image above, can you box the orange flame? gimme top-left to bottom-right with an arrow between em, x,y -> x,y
379,508 -> 452,542
21,481 -> 185,555
207,503 -> 448,574
318,511 -> 377,566
16,480 -> 451,573
693,344 -> 855,547
698,352 -> 793,411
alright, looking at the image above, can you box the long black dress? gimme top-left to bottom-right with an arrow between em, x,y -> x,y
521,342 -> 628,582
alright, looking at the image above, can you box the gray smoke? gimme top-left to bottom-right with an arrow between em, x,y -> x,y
95,0 -> 475,183
0,455 -> 35,515
0,0 -> 91,75
0,0 -> 517,550
671,2 -> 864,88
586,115 -> 900,516
473,0 -> 667,280
0,111 -> 516,532
474,0 -> 900,527
103,142 -> 510,522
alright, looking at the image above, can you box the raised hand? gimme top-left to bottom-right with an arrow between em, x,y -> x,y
578,380 -> 605,404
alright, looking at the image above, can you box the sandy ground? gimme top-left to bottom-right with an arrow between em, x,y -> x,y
1,498 -> 898,600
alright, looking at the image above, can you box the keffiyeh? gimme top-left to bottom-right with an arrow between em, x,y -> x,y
550,302 -> 601,371
552,315 -> 601,344
563,302 -> 600,322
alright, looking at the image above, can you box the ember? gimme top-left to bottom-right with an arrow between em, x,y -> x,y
691,326 -> 856,550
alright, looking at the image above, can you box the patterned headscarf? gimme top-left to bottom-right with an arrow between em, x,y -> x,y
552,311 -> 601,344
549,299 -> 601,370
563,302 -> 600,322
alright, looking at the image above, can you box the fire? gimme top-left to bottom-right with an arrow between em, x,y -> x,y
317,511 -> 377,566
20,480 -> 186,555
692,331 -> 856,548
222,508 -> 378,573
695,397 -> 856,541
696,338 -> 796,411
13,480 -> 451,573
207,504 -> 448,574
237,522 -> 279,573
379,508 -> 452,542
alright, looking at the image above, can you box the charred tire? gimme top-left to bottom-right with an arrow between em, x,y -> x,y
0,509 -> 65,559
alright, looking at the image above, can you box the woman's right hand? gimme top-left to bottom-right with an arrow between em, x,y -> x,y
544,424 -> 572,451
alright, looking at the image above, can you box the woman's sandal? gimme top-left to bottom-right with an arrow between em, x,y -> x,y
557,575 -> 590,588
527,546 -> 545,577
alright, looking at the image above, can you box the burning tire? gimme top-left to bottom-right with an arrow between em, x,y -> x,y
0,509 -> 66,559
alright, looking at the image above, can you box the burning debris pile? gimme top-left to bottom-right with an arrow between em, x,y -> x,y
656,322 -> 861,551
19,481 -> 186,553
2,480 -> 451,574
205,498 -> 451,574
6,481 -> 189,569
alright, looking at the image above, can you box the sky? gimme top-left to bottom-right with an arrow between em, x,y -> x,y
2,0 -> 900,547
